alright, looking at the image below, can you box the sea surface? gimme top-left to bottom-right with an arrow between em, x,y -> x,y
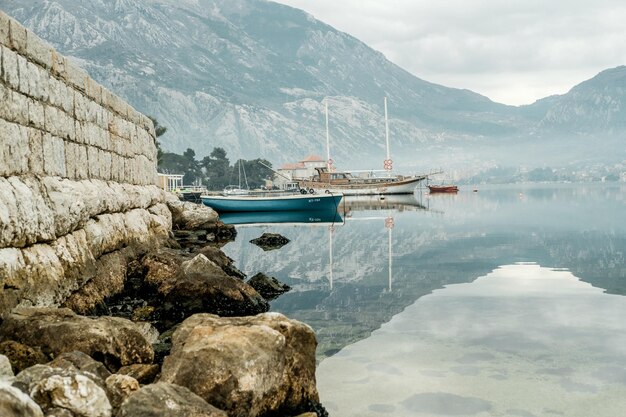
222,183 -> 626,417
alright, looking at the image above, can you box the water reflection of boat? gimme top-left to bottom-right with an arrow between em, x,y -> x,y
220,210 -> 343,226
341,193 -> 427,213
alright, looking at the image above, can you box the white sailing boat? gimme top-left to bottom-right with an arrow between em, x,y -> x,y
297,98 -> 428,196
223,160 -> 250,196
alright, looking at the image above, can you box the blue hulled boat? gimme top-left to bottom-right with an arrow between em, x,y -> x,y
201,192 -> 343,213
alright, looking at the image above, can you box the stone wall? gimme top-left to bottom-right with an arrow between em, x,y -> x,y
0,11 -> 172,316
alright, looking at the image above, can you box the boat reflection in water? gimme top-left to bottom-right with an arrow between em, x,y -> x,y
340,193 -> 427,216
219,210 -> 343,226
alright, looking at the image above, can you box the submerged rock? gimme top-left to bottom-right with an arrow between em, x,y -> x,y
160,312 -> 319,417
250,232 -> 290,251
0,308 -> 154,371
248,272 -> 291,300
117,382 -> 227,417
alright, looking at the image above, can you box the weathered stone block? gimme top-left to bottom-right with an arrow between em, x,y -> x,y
17,53 -> 30,95
25,30 -> 53,69
64,141 -> 78,179
74,120 -> 84,144
100,150 -> 112,181
87,146 -> 100,179
86,99 -> 101,125
0,12 -> 10,46
0,82 -> 11,121
27,61 -> 49,102
27,128 -> 45,175
48,76 -> 69,113
64,59 -> 88,93
8,16 -> 27,54
100,87 -> 114,112
9,89 -> 30,126
1,45 -> 19,90
7,176 -> 56,247
73,90 -> 87,122
44,105 -> 75,141
127,106 -> 142,126
28,98 -> 45,130
0,119 -> 28,177
50,50 -> 67,79
84,78 -> 102,105
75,144 -> 88,179
42,133 -> 67,177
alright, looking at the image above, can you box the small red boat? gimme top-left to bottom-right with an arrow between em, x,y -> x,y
428,185 -> 459,193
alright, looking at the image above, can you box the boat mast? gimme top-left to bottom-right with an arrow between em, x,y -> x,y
384,97 -> 392,177
325,99 -> 331,171
329,225 -> 334,290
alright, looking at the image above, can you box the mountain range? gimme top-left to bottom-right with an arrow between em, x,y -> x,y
2,0 -> 624,176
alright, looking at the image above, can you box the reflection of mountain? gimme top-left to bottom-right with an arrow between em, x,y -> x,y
317,264 -> 626,417
223,184 -> 626,361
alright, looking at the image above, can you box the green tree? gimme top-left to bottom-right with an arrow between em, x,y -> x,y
242,158 -> 273,188
149,116 -> 168,166
202,147 -> 232,190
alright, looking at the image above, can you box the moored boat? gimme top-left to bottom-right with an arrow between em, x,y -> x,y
201,191 -> 343,213
428,184 -> 459,193
298,167 -> 427,196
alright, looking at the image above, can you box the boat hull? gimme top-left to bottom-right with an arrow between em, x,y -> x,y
298,176 -> 425,196
201,193 -> 343,212
428,185 -> 459,193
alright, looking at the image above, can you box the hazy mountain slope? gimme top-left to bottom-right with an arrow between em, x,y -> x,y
2,0 -> 523,168
1,0 -> 623,174
536,66 -> 626,134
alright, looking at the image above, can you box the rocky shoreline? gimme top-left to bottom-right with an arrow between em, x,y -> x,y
0,199 -> 325,417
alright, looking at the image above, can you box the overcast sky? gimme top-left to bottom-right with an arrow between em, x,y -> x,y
275,0 -> 626,105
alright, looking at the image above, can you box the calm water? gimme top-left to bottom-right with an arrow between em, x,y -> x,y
222,183 -> 626,417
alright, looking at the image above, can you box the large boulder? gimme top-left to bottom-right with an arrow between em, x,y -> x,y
0,381 -> 44,417
163,268 -> 269,322
13,365 -> 111,417
166,199 -> 218,230
117,382 -> 227,417
48,351 -> 111,382
160,313 -> 319,417
0,308 -> 154,371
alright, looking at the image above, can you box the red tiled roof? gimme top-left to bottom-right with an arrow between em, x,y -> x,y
300,154 -> 325,163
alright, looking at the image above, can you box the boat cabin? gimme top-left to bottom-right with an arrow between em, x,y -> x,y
313,167 -> 353,184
